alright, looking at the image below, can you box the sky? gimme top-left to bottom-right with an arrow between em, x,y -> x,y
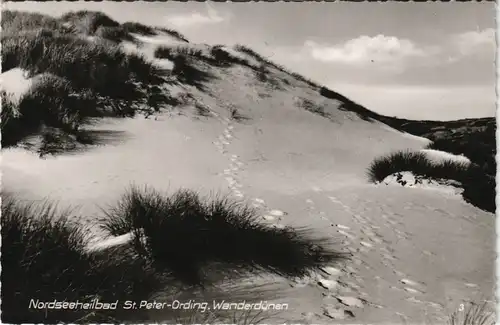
4,1 -> 497,121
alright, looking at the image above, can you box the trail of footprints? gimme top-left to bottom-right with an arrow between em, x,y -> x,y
301,191 -> 448,321
213,116 -> 447,322
207,108 -> 465,323
212,115 -> 285,230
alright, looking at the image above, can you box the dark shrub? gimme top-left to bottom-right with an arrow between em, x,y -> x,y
100,186 -> 346,286
367,150 -> 495,213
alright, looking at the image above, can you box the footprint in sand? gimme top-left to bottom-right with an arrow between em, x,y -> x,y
268,209 -> 287,217
233,192 -> 244,199
382,253 -> 397,261
393,270 -> 407,278
404,287 -> 424,295
327,196 -> 341,204
254,198 -> 265,205
323,306 -> 355,320
338,230 -> 356,240
321,266 -> 342,277
337,296 -> 365,308
464,283 -> 478,288
262,215 -> 276,221
318,279 -> 340,290
360,241 -> 373,248
380,246 -> 395,255
336,224 -> 350,230
400,278 -> 425,287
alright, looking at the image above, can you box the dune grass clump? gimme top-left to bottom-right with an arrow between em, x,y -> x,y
1,195 -> 168,324
121,21 -> 157,36
1,74 -> 98,148
100,186 -> 346,286
367,150 -> 495,213
6,31 -> 164,89
209,45 -> 252,68
2,26 -> 167,118
157,27 -> 189,43
94,25 -> 137,44
298,97 -> 330,118
2,10 -> 74,34
59,10 -> 121,35
426,138 -> 496,178
448,301 -> 496,325
1,91 -> 24,146
154,46 -> 214,91
366,150 -> 471,184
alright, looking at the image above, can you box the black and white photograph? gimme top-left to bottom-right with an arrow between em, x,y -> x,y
1,1 -> 496,324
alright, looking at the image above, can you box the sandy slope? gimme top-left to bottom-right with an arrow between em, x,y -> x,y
2,37 -> 495,323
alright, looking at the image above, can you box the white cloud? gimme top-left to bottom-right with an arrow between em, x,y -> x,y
166,4 -> 229,28
305,35 -> 435,67
449,28 -> 495,58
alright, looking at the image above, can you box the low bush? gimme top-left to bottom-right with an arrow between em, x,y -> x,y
367,150 -> 495,213
100,186 -> 346,286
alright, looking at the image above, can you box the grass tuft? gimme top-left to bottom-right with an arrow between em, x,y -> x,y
1,194 -> 173,323
154,46 -> 215,91
100,186 -> 346,286
366,150 -> 470,184
367,150 -> 495,213
448,301 -> 496,325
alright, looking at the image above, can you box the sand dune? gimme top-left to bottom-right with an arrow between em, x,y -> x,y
2,29 -> 495,324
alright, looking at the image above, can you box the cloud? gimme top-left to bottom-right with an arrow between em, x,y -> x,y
448,28 -> 495,60
304,35 -> 435,67
166,4 -> 229,28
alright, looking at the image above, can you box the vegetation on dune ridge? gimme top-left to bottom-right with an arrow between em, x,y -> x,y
234,44 -> 320,88
100,185 -> 347,286
367,150 -> 495,213
1,9 -> 177,154
1,195 -> 172,324
154,45 -> 216,91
